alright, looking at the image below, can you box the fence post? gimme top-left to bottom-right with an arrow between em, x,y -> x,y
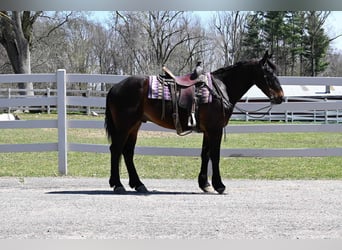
57,69 -> 68,175
245,97 -> 249,122
324,98 -> 328,124
46,88 -> 51,114
8,88 -> 11,113
86,88 -> 91,115
285,97 -> 288,123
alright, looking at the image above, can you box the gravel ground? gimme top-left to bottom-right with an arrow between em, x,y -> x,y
0,177 -> 341,239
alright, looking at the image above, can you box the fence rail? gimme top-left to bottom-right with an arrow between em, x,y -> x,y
0,70 -> 341,175
2,90 -> 342,123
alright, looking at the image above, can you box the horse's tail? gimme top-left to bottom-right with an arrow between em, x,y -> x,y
105,88 -> 115,142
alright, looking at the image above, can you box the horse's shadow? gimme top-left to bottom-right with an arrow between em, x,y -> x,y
46,189 -> 221,196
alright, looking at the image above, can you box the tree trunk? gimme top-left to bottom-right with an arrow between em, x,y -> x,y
3,35 -> 33,96
0,11 -> 36,96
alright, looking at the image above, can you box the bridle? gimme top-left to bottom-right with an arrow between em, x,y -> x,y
234,64 -> 276,119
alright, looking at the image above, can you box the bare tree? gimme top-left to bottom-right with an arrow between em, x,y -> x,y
323,48 -> 342,76
0,11 -> 42,95
91,21 -> 122,91
168,13 -> 210,73
32,11 -> 72,72
210,11 -> 248,67
0,11 -> 72,96
0,45 -> 12,73
114,11 -> 206,75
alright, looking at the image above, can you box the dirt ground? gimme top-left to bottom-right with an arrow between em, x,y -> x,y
0,177 -> 341,239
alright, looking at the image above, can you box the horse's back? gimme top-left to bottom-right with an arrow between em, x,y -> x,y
107,76 -> 148,105
109,75 -> 146,96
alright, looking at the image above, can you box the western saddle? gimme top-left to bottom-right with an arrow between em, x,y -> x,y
158,62 -> 209,135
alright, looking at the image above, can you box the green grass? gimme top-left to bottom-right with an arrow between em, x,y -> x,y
0,113 -> 341,179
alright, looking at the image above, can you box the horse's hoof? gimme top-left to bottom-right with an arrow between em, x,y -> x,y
215,187 -> 226,194
201,185 -> 215,193
113,186 -> 126,194
135,184 -> 148,193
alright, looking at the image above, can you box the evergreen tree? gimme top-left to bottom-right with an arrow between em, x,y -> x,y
284,11 -> 306,75
241,11 -> 331,76
241,12 -> 265,59
302,11 -> 330,76
261,11 -> 288,74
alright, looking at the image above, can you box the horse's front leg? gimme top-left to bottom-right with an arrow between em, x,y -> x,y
198,133 -> 215,193
208,130 -> 226,194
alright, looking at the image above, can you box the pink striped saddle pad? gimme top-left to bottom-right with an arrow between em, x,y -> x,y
147,72 -> 213,103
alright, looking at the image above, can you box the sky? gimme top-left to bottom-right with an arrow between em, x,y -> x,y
325,11 -> 342,51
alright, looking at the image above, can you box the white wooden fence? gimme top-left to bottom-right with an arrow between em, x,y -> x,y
0,69 -> 341,175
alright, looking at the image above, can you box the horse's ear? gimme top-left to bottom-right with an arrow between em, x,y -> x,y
260,50 -> 269,65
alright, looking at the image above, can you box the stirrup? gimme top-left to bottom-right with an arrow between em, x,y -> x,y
173,113 -> 192,136
187,112 -> 196,128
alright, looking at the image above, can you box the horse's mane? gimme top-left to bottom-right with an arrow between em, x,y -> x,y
212,58 -> 278,76
211,60 -> 258,76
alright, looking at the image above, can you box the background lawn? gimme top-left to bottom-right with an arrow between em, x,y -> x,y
0,113 -> 341,179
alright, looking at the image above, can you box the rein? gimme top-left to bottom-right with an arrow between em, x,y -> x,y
222,102 -> 273,142
234,102 -> 273,119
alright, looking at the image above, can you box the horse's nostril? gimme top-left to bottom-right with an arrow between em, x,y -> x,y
271,96 -> 283,104
276,97 -> 283,104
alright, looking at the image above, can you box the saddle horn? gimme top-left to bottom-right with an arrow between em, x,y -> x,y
190,61 -> 203,80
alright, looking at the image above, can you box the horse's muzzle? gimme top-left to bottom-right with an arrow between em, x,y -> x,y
271,96 -> 284,104
270,90 -> 284,104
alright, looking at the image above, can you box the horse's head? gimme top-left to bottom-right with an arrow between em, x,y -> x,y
255,51 -> 284,104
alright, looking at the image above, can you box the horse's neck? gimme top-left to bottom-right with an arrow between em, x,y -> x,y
217,70 -> 253,105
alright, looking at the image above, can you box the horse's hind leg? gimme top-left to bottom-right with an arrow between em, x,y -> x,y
108,127 -> 134,192
109,132 -> 127,193
122,125 -> 148,193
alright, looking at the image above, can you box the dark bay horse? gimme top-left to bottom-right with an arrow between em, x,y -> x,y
105,51 -> 284,194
